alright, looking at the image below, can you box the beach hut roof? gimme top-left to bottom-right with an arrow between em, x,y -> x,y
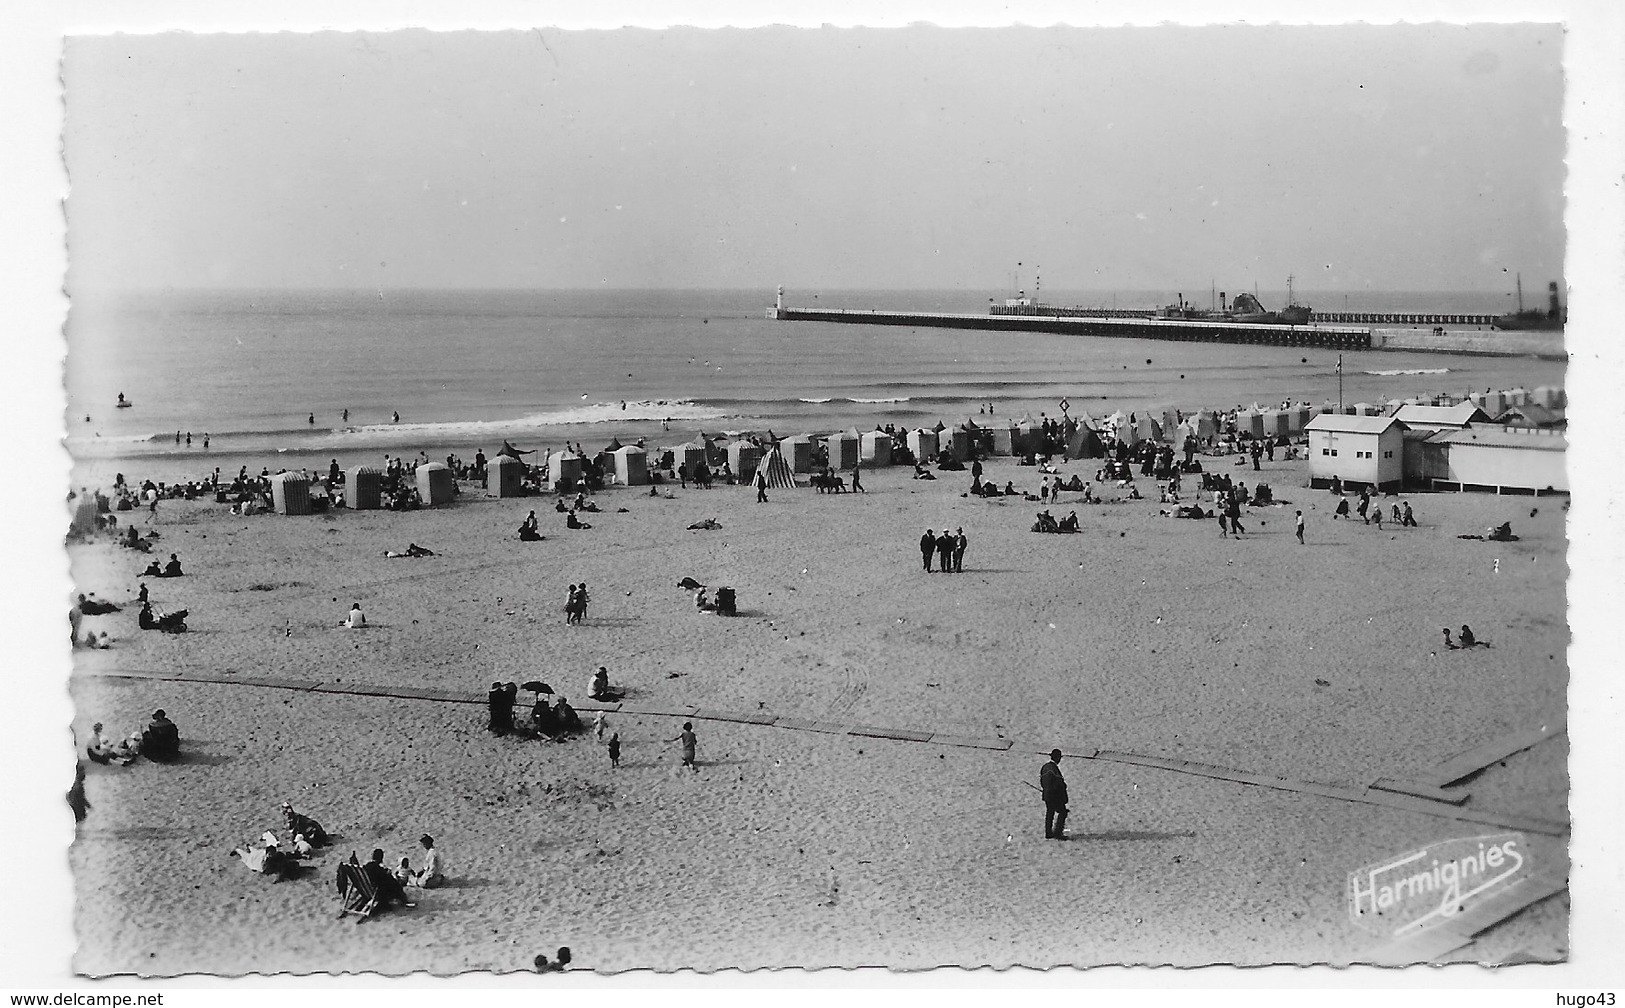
932,421 -> 947,433
1304,414 -> 1402,434
962,418 -> 980,430
604,437 -> 624,452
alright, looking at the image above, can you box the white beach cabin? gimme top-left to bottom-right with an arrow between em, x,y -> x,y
1305,414 -> 1405,492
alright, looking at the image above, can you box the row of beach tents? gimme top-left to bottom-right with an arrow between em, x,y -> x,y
240,384 -> 1568,509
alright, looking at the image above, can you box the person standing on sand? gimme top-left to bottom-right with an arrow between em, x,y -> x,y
851,461 -> 864,493
565,584 -> 580,625
1402,501 -> 1417,527
953,528 -> 968,572
1041,749 -> 1069,839
936,529 -> 956,572
756,469 -> 768,504
392,411 -> 400,424
920,529 -> 936,571
1295,510 -> 1306,544
671,722 -> 698,771
608,732 -> 621,768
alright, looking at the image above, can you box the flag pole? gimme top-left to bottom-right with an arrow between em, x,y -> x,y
1337,354 -> 1344,412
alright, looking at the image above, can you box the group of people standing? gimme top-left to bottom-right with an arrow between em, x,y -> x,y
564,583 -> 591,624
919,528 -> 969,572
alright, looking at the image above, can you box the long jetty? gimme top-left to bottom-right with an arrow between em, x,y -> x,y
986,304 -> 1499,326
770,307 -> 1372,350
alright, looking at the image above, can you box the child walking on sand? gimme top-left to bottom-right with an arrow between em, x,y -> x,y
607,732 -> 621,768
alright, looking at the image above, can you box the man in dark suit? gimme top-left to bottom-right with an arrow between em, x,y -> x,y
1040,749 -> 1069,839
920,529 -> 936,571
936,530 -> 956,572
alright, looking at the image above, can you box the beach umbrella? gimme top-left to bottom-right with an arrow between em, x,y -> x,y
521,680 -> 553,696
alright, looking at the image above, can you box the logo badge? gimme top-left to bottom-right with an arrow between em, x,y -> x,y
1349,833 -> 1529,938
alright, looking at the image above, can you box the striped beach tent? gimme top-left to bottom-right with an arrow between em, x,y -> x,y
759,446 -> 798,489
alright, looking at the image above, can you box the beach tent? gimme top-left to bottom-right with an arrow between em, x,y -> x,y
603,437 -> 624,454
1066,425 -> 1107,459
1504,387 -> 1533,407
860,431 -> 893,467
1261,410 -> 1291,439
70,498 -> 99,538
672,441 -> 707,477
1189,411 -> 1218,440
779,435 -> 815,473
726,442 -> 762,481
1532,386 -> 1566,409
1480,392 -> 1509,418
990,422 -> 1019,456
269,472 -> 312,515
548,452 -> 584,492
612,445 -> 650,486
1291,405 -> 1314,433
415,462 -> 455,506
759,447 -> 797,489
1350,402 -> 1380,417
1102,411 -> 1135,445
1134,413 -> 1163,443
1235,407 -> 1266,438
906,428 -> 940,462
825,430 -> 861,470
489,455 -> 525,498
1155,408 -> 1181,439
942,426 -> 970,463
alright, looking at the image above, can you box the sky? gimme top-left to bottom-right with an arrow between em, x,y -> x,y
65,24 -> 1565,294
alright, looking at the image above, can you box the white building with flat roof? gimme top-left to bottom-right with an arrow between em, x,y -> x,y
1304,414 -> 1404,491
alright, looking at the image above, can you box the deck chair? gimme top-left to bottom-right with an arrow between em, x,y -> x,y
336,859 -> 379,921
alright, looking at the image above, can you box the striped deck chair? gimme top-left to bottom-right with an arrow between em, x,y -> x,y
336,856 -> 378,921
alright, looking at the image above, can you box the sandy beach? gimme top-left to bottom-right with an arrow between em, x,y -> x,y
66,448 -> 1569,975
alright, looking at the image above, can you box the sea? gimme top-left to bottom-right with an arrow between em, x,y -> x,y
62,287 -> 1566,481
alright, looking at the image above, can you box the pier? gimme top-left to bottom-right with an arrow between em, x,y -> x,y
988,304 -> 1500,326
770,306 -> 1373,350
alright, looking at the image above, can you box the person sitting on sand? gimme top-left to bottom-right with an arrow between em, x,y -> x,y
141,560 -> 163,578
291,834 -> 315,859
553,695 -> 581,732
534,947 -> 573,973
345,602 -> 366,628
590,666 -> 624,703
160,553 -> 184,577
1441,627 -> 1457,650
85,721 -> 134,766
282,801 -> 329,846
1459,625 -> 1486,648
912,464 -> 936,480
392,856 -> 413,885
1487,522 -> 1516,542
412,835 -> 444,888
1127,483 -> 1143,500
1059,511 -> 1079,533
140,709 -> 180,761
554,498 -> 569,513
566,511 -> 592,530
1334,496 -> 1350,519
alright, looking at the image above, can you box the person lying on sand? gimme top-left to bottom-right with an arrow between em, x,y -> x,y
77,594 -> 121,615
382,543 -> 437,558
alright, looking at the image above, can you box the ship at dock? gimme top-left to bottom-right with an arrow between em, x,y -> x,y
1156,277 -> 1311,325
1491,275 -> 1565,331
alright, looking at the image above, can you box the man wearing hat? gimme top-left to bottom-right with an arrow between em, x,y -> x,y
1040,749 -> 1069,840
